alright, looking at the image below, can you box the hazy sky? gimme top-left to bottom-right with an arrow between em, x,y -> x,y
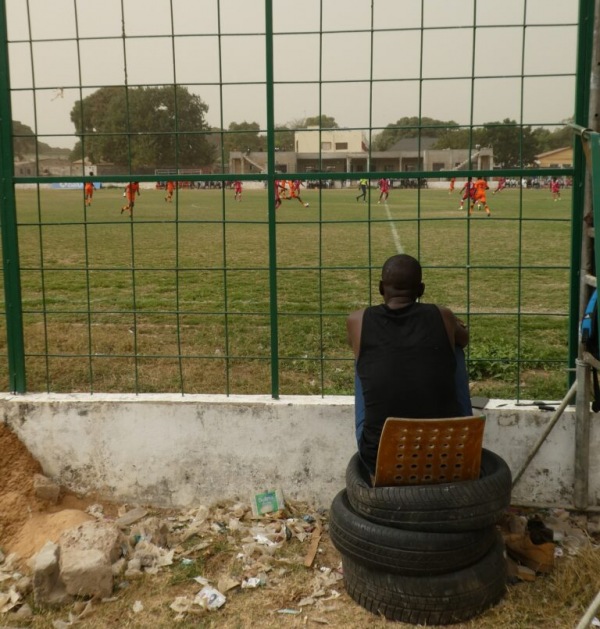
5,0 -> 579,149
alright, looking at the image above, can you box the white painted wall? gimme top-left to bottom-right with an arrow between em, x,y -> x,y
295,128 -> 365,153
1,394 -> 598,510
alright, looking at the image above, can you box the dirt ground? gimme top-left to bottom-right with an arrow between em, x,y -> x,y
1,422 -> 599,629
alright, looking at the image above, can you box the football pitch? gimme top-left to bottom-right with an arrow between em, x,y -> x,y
6,184 -> 572,399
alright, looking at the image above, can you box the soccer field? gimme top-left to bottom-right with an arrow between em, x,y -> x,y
5,184 -> 572,398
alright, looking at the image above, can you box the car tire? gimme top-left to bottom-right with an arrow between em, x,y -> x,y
342,533 -> 507,625
345,448 -> 512,532
330,489 -> 497,575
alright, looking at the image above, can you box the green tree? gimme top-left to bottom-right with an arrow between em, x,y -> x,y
304,114 -> 339,129
12,121 -> 37,158
12,121 -> 58,159
433,127 -> 483,150
373,117 -> 459,151
222,121 -> 266,155
479,118 -> 540,167
70,86 -> 215,169
533,119 -> 574,154
274,125 -> 295,151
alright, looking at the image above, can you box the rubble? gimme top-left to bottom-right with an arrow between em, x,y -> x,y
0,496 -> 597,625
3,487 -> 340,623
29,542 -> 71,607
115,507 -> 148,529
0,422 -> 598,626
60,549 -> 113,599
33,474 -> 61,504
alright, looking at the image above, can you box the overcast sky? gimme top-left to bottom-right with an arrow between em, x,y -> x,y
5,0 -> 578,149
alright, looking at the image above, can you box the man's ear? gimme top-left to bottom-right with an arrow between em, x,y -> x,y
378,280 -> 384,296
417,282 -> 425,298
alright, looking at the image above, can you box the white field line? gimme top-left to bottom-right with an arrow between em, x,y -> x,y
383,201 -> 403,254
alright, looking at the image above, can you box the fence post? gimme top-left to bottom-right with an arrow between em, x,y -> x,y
571,0 -> 598,382
264,0 -> 279,399
0,0 -> 26,393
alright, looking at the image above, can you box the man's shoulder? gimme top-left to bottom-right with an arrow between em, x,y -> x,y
418,302 -> 455,320
347,307 -> 367,322
423,302 -> 452,313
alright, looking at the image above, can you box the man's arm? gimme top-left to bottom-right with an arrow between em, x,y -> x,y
437,305 -> 468,349
346,309 -> 365,359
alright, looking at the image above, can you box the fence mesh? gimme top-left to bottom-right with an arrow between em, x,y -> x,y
0,0 -> 586,398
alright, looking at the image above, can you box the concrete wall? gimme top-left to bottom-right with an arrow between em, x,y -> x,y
1,394 -> 598,511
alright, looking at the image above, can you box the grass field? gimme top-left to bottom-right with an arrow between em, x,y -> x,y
1,183 -> 572,399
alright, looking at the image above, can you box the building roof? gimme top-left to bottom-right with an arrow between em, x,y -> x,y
535,146 -> 571,159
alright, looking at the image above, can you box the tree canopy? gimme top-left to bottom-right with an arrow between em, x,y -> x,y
221,121 -> 266,155
372,116 -> 570,166
69,86 -> 215,169
478,119 -> 540,167
12,121 -> 60,159
304,114 -> 339,129
532,119 -> 574,154
274,126 -> 295,151
373,117 -> 459,151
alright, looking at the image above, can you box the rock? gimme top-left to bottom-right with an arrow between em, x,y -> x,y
33,474 -> 61,503
14,575 -> 32,596
59,521 -> 126,598
29,541 -> 70,607
14,602 -> 33,618
60,549 -> 113,599
111,558 -> 126,577
59,521 -> 125,564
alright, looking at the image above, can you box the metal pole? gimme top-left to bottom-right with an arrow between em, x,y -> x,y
264,0 -> 279,398
574,360 -> 591,509
570,0 -> 600,509
575,590 -> 600,629
0,0 -> 26,392
511,380 -> 577,488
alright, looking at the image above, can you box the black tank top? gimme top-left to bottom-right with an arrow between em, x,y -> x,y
357,302 -> 459,472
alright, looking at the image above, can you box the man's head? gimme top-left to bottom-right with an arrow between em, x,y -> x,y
379,254 -> 424,302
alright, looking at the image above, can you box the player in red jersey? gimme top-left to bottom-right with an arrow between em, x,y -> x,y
377,178 -> 390,203
448,177 -> 456,194
458,178 -> 475,211
550,177 -> 561,201
493,177 -> 506,194
233,180 -> 243,202
274,179 -> 283,209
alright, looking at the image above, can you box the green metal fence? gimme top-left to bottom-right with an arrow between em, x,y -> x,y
0,0 -> 590,398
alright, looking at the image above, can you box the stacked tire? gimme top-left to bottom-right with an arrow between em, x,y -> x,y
330,448 -> 512,625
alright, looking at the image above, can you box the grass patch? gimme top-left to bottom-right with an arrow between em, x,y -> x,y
3,185 -> 573,398
169,558 -> 206,586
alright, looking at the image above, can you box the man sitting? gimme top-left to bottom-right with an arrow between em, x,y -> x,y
347,254 -> 469,476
